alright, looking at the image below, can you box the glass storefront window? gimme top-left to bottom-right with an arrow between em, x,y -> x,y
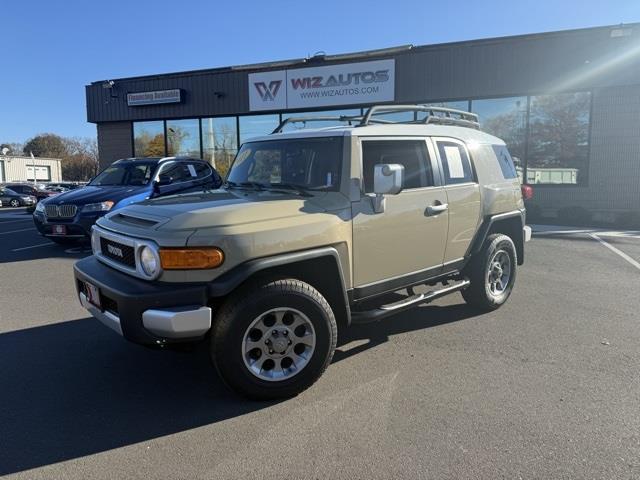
166,119 -> 200,158
133,121 -> 165,157
239,114 -> 280,145
202,116 -> 238,177
527,92 -> 590,185
471,97 -> 527,181
281,109 -> 361,131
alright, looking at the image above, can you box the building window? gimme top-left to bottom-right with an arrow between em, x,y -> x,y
423,100 -> 470,112
133,121 -> 165,157
202,117 -> 238,177
166,119 -> 201,158
281,108 -> 361,131
239,114 -> 280,145
471,97 -> 527,181
527,92 -> 591,185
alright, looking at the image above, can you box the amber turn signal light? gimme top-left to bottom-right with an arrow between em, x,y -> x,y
159,248 -> 224,270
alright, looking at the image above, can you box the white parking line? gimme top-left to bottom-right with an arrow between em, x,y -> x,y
11,242 -> 55,252
0,227 -> 36,235
0,218 -> 33,225
589,233 -> 640,271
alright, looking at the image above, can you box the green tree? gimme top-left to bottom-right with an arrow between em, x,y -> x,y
23,134 -> 68,158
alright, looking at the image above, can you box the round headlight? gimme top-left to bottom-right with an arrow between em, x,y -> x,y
140,246 -> 159,277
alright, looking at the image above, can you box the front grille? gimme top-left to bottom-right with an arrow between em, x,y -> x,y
100,237 -> 136,268
45,204 -> 77,218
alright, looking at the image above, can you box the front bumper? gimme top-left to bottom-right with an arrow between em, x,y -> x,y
74,256 -> 211,345
33,211 -> 100,238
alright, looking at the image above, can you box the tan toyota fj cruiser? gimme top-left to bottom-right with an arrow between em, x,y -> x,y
74,105 -> 532,400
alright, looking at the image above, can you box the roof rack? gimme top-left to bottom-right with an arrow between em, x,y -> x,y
359,105 -> 480,129
272,115 -> 397,134
271,104 -> 480,134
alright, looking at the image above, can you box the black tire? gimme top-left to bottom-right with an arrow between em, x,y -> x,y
9,199 -> 20,207
48,237 -> 79,245
462,233 -> 517,311
210,278 -> 337,400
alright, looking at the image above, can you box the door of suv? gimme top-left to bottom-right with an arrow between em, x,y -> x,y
432,137 -> 481,266
351,138 -> 449,298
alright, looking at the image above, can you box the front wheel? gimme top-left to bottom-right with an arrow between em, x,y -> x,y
210,278 -> 337,400
462,233 -> 517,311
9,199 -> 20,207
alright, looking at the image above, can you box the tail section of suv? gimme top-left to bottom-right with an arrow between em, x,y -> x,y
73,105 -> 531,399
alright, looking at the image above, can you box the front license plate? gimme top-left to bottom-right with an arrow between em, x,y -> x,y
85,281 -> 101,308
51,225 -> 67,236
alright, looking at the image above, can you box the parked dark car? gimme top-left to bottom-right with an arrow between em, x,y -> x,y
0,187 -> 37,207
33,157 -> 222,244
4,183 -> 58,202
47,182 -> 84,191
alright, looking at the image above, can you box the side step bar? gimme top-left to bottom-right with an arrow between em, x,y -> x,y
351,279 -> 470,324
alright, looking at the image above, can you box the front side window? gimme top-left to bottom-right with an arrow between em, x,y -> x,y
437,141 -> 474,185
227,137 -> 343,191
89,163 -> 156,186
361,140 -> 433,193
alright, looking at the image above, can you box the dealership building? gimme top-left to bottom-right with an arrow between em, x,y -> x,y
86,23 -> 640,223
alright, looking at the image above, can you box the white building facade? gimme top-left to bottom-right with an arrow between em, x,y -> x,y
0,156 -> 62,183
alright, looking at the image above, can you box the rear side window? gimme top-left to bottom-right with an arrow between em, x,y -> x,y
492,145 -> 518,179
362,140 -> 433,193
437,141 -> 474,185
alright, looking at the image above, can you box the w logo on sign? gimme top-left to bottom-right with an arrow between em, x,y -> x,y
254,80 -> 282,101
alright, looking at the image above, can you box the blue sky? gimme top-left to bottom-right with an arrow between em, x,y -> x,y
1,0 -> 638,143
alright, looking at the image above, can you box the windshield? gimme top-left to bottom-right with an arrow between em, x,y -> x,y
227,137 -> 343,192
89,163 -> 157,186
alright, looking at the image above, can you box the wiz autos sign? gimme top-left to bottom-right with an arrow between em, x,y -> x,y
248,59 -> 395,111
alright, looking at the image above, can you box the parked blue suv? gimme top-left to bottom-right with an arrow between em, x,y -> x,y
33,157 -> 222,244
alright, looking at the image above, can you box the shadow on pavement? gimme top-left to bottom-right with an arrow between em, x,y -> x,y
0,299 -> 481,474
334,301 -> 482,363
0,318 -> 272,475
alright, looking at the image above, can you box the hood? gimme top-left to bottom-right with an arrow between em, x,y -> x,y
104,188 -> 335,230
46,185 -> 149,206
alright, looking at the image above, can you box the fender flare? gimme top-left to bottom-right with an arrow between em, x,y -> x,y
207,246 -> 351,324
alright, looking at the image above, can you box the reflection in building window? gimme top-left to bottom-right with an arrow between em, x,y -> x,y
133,121 -> 165,157
239,115 -> 280,145
202,117 -> 238,177
527,92 -> 590,185
166,119 -> 200,158
471,97 -> 527,181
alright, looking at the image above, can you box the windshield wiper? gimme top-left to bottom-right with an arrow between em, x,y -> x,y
225,181 -> 266,191
266,183 -> 312,197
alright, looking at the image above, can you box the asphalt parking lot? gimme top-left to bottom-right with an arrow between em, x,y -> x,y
1,207 -> 639,479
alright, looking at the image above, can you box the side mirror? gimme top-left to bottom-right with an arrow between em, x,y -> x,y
157,173 -> 172,186
372,163 -> 403,213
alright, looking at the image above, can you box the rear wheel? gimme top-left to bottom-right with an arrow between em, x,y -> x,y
210,278 -> 337,400
462,233 -> 517,311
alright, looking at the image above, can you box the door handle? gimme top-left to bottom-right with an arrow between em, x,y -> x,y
427,202 -> 448,216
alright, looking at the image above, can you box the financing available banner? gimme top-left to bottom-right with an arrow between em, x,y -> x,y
248,59 -> 395,111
